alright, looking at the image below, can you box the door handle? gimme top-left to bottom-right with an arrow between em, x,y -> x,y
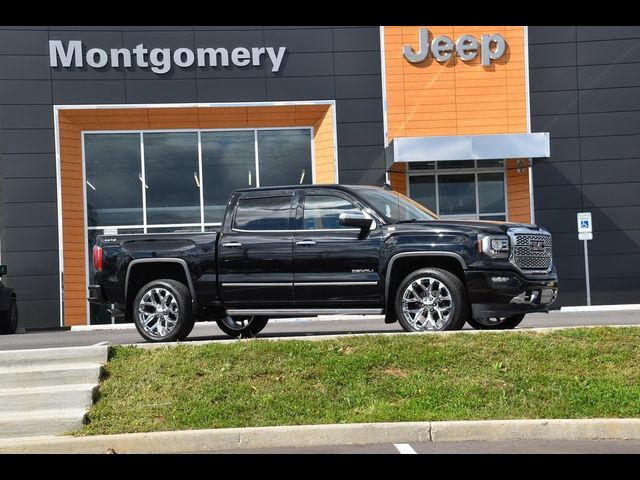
222,242 -> 243,248
296,240 -> 316,246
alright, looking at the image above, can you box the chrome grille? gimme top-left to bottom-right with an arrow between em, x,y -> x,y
512,233 -> 552,271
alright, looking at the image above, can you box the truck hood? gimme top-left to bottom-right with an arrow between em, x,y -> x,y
387,219 -> 547,235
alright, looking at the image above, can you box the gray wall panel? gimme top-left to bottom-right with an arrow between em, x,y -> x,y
0,106 -> 53,129
530,91 -> 578,115
3,251 -> 59,276
528,66 -> 577,92
0,56 -> 50,80
533,185 -> 582,210
332,27 -> 379,52
577,26 -> 640,42
0,30 -> 49,55
579,86 -> 640,113
580,111 -> 640,137
528,43 -> 577,68
13,300 -> 60,331
337,122 -> 384,147
531,114 -> 579,138
266,52 -> 334,77
263,29 -> 332,53
335,75 -> 382,99
577,38 -> 640,65
2,178 -> 56,203
265,77 -> 334,100
528,26 -> 576,44
334,51 -> 381,76
4,202 -> 57,227
124,80 -> 198,103
583,183 -> 640,207
1,153 -> 56,178
3,275 -> 60,301
578,63 -> 640,89
337,168 -> 385,186
0,129 -> 54,154
3,226 -> 59,252
0,80 -> 52,104
531,160 -> 581,186
52,80 -> 127,104
197,78 -> 267,102
337,146 -> 385,170
547,138 -> 580,162
580,135 -> 640,160
581,159 -> 640,184
336,99 -> 383,123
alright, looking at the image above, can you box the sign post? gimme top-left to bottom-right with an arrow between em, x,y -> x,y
577,212 -> 593,306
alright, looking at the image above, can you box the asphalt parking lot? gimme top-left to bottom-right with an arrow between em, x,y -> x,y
0,309 -> 638,350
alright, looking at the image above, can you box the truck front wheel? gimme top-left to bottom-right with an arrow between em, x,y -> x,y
467,315 -> 525,330
216,315 -> 269,339
133,279 -> 195,342
395,268 -> 469,332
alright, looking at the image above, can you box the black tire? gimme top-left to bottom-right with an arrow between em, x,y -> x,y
395,268 -> 469,332
133,279 -> 194,343
467,314 -> 525,330
0,300 -> 18,335
216,315 -> 269,339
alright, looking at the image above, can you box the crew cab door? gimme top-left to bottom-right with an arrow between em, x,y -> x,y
218,190 -> 294,307
293,189 -> 382,308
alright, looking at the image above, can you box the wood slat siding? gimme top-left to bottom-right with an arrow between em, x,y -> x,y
383,26 -> 531,223
58,104 -> 335,326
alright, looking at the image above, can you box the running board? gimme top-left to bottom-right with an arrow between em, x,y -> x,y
226,309 -> 383,316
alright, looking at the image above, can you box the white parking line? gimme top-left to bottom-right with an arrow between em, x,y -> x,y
394,443 -> 417,454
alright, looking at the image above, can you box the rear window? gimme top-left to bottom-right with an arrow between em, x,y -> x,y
234,196 -> 292,231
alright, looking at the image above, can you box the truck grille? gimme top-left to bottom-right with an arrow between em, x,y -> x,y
512,233 -> 552,271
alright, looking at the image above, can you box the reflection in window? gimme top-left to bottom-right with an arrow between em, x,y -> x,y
202,131 -> 255,224
408,176 -> 436,212
438,174 -> 476,215
258,130 -> 312,187
143,132 -> 201,225
234,196 -> 292,231
85,134 -> 142,226
478,173 -> 505,214
303,195 -> 359,230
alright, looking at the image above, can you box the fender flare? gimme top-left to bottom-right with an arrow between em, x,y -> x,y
125,258 -> 197,303
384,251 -> 468,304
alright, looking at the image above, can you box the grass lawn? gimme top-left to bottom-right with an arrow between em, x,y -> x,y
79,327 -> 640,435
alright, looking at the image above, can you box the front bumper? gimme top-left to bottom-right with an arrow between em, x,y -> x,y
464,269 -> 559,318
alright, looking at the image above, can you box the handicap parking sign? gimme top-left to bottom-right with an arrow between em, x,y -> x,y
580,220 -> 589,229
577,212 -> 593,237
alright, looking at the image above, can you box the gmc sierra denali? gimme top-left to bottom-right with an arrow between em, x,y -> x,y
89,185 -> 558,342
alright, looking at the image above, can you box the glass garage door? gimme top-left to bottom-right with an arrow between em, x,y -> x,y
84,128 -> 313,324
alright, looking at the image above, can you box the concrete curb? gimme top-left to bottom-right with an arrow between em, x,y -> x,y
1,419 -> 639,453
560,304 -> 640,312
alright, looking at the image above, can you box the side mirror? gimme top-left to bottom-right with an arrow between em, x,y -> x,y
0,265 -> 6,277
339,212 -> 373,239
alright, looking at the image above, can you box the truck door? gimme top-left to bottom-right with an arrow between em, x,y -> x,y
293,189 -> 382,308
218,190 -> 294,307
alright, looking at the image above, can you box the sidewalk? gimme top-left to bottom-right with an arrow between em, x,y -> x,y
1,419 -> 640,453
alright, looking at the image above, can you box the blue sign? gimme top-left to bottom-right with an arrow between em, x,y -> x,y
580,220 -> 589,229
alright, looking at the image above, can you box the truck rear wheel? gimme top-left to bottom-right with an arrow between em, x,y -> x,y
133,279 -> 195,342
395,268 -> 468,332
216,315 -> 269,339
467,314 -> 525,330
0,300 -> 18,335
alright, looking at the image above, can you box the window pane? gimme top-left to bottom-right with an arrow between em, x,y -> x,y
303,195 -> 359,230
478,173 -> 505,214
257,130 -> 312,187
480,214 -> 506,221
408,161 -> 436,170
478,159 -> 504,168
144,132 -> 200,225
438,174 -> 476,215
202,131 -> 256,224
234,196 -> 292,230
409,176 -> 436,212
437,160 -> 475,170
85,134 -> 143,226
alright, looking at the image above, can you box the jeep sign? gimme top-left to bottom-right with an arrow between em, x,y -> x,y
403,28 -> 506,66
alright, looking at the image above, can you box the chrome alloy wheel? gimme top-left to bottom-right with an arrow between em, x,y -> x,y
400,276 -> 454,331
138,287 -> 179,339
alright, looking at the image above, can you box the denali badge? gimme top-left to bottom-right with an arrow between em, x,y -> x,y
530,240 -> 546,252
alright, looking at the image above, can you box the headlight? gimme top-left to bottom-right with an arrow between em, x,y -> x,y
479,235 -> 510,258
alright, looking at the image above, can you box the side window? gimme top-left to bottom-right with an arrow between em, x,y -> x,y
303,195 -> 360,230
234,195 -> 292,231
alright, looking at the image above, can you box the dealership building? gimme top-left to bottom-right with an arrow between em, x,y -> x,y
0,25 -> 638,330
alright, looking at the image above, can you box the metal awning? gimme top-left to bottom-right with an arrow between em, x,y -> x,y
385,132 -> 550,169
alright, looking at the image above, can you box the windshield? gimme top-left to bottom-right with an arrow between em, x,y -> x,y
354,187 -> 438,222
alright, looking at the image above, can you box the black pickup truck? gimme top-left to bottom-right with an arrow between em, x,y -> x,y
89,185 -> 558,342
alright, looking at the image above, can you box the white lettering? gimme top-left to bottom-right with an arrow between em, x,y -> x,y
86,48 -> 108,68
132,44 -> 149,68
481,34 -> 506,66
173,48 -> 195,68
455,35 -> 478,61
150,48 -> 171,74
48,41 -> 287,74
251,47 -> 266,67
110,48 -> 132,68
49,40 -> 83,67
197,48 -> 229,67
431,36 -> 454,62
266,47 -> 286,72
231,47 -> 251,67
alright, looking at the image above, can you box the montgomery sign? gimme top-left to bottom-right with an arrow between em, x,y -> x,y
48,40 -> 288,74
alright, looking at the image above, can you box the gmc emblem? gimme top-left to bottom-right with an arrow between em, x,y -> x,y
530,240 -> 546,252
